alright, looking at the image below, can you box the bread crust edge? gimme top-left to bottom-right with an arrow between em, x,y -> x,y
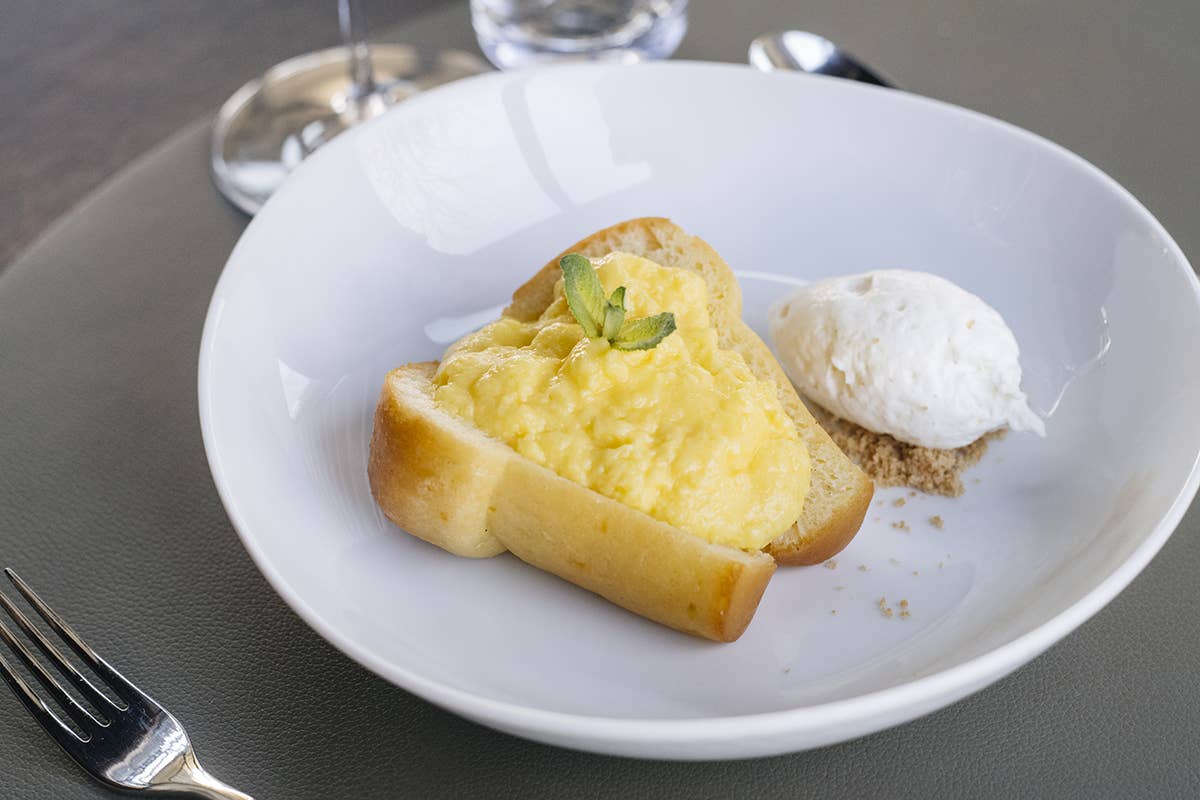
367,363 -> 776,642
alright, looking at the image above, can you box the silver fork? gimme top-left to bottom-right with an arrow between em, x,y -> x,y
0,568 -> 253,799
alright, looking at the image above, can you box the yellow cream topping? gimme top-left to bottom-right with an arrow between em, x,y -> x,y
432,253 -> 809,550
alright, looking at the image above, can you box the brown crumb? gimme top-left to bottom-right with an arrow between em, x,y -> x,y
876,597 -> 894,618
813,406 -> 1003,496
909,490 -> 917,497
899,599 -> 909,608
858,564 -> 869,572
822,559 -> 838,570
873,516 -> 882,523
891,520 -> 910,531
929,515 -> 945,530
899,610 -> 911,619
830,609 -> 837,615
893,497 -> 907,508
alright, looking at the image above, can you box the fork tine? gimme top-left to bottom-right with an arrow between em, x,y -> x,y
0,589 -> 120,714
0,615 -> 103,731
5,569 -> 146,705
0,649 -> 85,747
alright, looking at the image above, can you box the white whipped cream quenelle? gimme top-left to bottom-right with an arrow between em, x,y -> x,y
769,270 -> 1045,449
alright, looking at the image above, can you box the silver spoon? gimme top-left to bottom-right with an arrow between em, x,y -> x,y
749,30 -> 895,88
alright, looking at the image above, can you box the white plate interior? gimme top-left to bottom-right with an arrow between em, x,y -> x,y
200,63 -> 1200,756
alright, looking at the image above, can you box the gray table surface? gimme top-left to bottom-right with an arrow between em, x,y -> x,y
2,2 -> 1198,798
1,0 -> 450,268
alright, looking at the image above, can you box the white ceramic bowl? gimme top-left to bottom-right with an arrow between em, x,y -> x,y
199,62 -> 1200,759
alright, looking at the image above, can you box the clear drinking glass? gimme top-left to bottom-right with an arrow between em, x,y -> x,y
471,0 -> 688,69
211,0 -> 488,215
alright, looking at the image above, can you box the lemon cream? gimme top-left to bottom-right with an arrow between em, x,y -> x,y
433,252 -> 809,550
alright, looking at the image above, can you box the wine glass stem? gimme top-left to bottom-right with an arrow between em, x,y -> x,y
338,0 -> 376,96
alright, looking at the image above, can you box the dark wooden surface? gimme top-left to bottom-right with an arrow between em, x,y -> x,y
1,0 -> 456,268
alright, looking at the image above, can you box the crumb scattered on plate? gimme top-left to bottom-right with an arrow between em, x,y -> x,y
892,520 -> 910,531
877,597 -> 894,618
858,564 -> 869,572
823,559 -> 838,570
929,515 -> 945,530
893,497 -> 907,508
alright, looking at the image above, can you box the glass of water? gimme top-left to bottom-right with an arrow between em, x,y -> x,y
472,0 -> 688,69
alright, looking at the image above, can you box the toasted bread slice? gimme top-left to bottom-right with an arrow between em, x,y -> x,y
369,363 -> 776,642
505,218 -> 873,564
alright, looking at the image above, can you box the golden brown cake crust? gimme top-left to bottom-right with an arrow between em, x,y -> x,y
369,363 -> 775,642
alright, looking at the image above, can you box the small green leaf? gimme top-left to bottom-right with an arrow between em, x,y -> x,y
560,254 -> 606,337
559,257 -> 676,350
602,290 -> 627,341
612,312 -> 677,351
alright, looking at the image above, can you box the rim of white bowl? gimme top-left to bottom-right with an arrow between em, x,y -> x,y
198,61 -> 1200,751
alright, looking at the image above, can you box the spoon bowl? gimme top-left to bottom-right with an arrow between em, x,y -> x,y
749,30 -> 894,87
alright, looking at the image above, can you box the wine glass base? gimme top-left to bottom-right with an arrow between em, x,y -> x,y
211,44 -> 488,215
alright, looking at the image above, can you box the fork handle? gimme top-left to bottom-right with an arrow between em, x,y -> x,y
154,752 -> 254,800
172,770 -> 254,800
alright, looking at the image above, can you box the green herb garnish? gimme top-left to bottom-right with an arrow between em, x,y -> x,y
610,311 -> 677,350
559,254 -> 677,350
601,287 -> 626,340
560,253 -> 607,337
